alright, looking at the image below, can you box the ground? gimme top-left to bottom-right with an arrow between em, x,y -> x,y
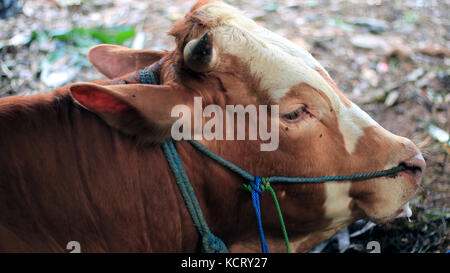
0,0 -> 448,252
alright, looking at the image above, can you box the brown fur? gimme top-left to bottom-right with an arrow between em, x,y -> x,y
0,89 -> 257,252
0,0 -> 424,253
0,88 -> 336,252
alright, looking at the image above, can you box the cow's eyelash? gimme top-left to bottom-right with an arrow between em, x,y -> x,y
283,107 -> 304,120
282,106 -> 313,122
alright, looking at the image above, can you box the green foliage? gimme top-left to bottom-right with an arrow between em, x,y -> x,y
31,26 -> 135,87
51,26 -> 135,47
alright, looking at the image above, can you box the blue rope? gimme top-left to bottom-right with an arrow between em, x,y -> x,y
187,140 -> 405,253
139,68 -> 157,85
250,176 -> 269,253
139,68 -> 405,253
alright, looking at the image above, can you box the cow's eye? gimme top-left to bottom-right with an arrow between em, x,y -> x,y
282,106 -> 309,122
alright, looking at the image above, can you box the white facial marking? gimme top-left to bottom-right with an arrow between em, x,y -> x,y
195,1 -> 380,154
195,2 -> 340,103
323,182 -> 353,228
337,102 -> 378,154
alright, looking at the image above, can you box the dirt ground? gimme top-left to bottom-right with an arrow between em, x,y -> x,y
0,0 -> 448,252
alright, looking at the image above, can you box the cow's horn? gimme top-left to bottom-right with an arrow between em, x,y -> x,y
183,32 -> 218,72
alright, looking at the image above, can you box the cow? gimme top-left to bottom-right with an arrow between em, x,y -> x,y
0,0 -> 425,252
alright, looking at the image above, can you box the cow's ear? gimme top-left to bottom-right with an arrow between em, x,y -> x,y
69,82 -> 191,143
88,44 -> 168,79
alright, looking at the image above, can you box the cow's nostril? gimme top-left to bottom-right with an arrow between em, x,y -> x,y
399,163 -> 422,176
399,153 -> 426,178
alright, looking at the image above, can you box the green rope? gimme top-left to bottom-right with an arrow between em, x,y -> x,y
243,178 -> 291,253
190,140 -> 406,253
189,140 -> 405,184
140,68 -> 406,254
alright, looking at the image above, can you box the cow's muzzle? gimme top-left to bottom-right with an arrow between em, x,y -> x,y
398,152 -> 426,187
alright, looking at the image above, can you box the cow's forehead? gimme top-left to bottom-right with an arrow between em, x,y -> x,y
194,1 -> 379,155
195,2 -> 341,108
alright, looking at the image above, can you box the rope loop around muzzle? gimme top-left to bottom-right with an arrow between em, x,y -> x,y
187,140 -> 406,253
139,66 -> 405,254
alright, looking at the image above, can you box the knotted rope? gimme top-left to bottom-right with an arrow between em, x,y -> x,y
188,139 -> 405,253
139,67 -> 406,254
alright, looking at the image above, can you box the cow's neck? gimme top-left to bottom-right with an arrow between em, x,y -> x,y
179,139 -> 342,252
0,90 -> 338,252
0,90 -> 195,252
172,140 -> 258,250
0,89 -> 260,252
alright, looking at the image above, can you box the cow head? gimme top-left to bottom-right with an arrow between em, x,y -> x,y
70,0 -> 425,250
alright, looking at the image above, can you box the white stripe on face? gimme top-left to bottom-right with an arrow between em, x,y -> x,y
337,102 -> 378,154
195,1 -> 379,154
196,3 -> 338,100
323,182 -> 353,229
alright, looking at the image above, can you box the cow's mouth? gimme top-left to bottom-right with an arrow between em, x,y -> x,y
399,163 -> 423,180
